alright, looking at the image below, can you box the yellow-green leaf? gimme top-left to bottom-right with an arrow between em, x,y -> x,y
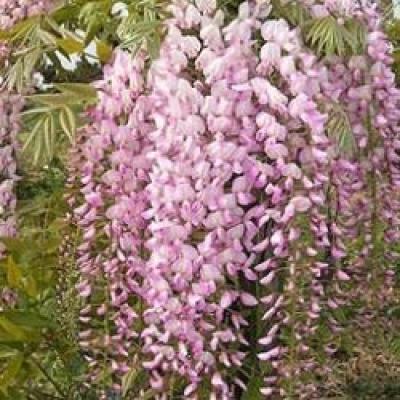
96,40 -> 113,63
59,106 -> 76,142
1,311 -> 52,329
0,353 -> 23,390
37,28 -> 57,46
54,83 -> 97,102
122,369 -> 140,397
56,37 -> 84,54
43,116 -> 53,160
23,275 -> 38,298
6,257 -> 21,289
26,93 -> 81,106
23,48 -> 42,80
22,115 -> 45,153
0,347 -> 18,359
0,318 -> 26,341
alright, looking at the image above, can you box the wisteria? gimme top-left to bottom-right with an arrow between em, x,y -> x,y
0,0 -> 398,398
68,50 -> 151,394
0,91 -> 23,307
67,0 -> 400,398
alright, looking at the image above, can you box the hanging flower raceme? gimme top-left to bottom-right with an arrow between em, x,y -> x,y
362,3 -> 400,307
0,91 -> 23,307
69,50 -> 153,392
69,0 -> 399,398
296,0 -> 400,382
313,0 -> 400,328
140,3 -> 261,398
0,92 -> 22,244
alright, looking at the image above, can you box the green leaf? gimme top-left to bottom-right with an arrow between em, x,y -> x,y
0,318 -> 27,342
36,28 -> 58,46
96,40 -> 113,63
0,353 -> 23,390
304,16 -> 366,57
43,115 -> 53,160
59,106 -> 76,142
0,347 -> 18,359
33,130 -> 43,166
23,275 -> 38,298
22,115 -> 45,153
6,257 -> 21,289
122,369 -> 140,397
51,3 -> 80,24
23,48 -> 42,81
5,59 -> 24,91
1,311 -> 53,329
54,83 -> 97,102
0,17 -> 39,42
21,107 -> 52,116
241,372 -> 263,400
146,33 -> 161,59
117,3 -> 165,59
327,104 -> 356,157
26,93 -> 83,106
0,238 -> 31,257
271,0 -> 310,26
345,19 -> 367,54
56,37 -> 85,54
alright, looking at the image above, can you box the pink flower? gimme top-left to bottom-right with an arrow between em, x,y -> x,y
336,270 -> 351,281
290,196 -> 312,212
240,292 -> 258,306
258,347 -> 281,361
251,78 -> 288,110
195,0 -> 216,14
260,43 -> 281,66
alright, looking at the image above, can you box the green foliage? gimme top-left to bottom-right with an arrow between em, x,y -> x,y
271,0 -> 366,57
0,164 -> 94,400
121,367 -> 155,399
271,0 -> 310,27
303,16 -> 366,57
0,0 -> 167,167
0,4 -> 111,90
321,321 -> 400,399
20,83 -> 97,167
117,0 -> 167,58
241,373 -> 263,400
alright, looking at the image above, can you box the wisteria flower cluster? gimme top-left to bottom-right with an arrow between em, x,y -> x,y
67,50 -> 152,394
0,91 -> 24,307
70,0 -> 400,398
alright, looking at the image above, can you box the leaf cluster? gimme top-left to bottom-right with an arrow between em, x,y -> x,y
271,0 -> 366,57
20,83 -> 97,167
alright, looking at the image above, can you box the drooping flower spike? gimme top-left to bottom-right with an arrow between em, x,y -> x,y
69,0 -> 400,398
